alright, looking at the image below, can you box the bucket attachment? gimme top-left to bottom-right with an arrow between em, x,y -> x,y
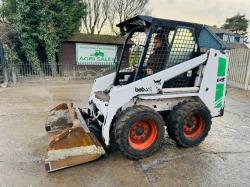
45,103 -> 105,172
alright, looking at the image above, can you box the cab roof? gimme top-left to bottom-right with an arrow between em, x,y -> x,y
117,15 -> 204,33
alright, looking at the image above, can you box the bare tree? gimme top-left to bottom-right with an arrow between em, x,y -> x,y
82,0 -> 149,35
82,0 -> 111,34
109,0 -> 149,35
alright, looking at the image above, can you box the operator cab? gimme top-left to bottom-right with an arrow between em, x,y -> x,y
113,15 -> 204,88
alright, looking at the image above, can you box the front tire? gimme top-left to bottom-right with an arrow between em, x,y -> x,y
114,105 -> 165,160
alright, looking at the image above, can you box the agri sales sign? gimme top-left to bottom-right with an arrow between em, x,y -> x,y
76,43 -> 117,65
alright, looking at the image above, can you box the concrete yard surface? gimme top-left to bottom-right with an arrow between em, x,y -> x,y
0,81 -> 249,187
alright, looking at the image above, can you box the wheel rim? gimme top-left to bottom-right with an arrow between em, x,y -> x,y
183,114 -> 204,139
128,119 -> 157,151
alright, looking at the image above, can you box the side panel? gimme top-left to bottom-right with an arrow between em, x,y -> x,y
134,97 -> 195,112
89,72 -> 116,101
199,49 -> 229,116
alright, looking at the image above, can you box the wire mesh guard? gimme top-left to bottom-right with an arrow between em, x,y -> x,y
116,25 -> 199,86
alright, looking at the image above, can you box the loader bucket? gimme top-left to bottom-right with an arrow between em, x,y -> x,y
45,103 -> 105,172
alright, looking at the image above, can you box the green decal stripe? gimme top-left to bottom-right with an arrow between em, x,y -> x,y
215,84 -> 225,109
217,57 -> 227,77
215,57 -> 227,109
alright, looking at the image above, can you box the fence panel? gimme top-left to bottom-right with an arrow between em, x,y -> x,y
6,62 -> 117,83
228,48 -> 250,90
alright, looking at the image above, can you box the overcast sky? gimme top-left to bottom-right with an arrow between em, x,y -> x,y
149,0 -> 250,30
148,0 -> 250,47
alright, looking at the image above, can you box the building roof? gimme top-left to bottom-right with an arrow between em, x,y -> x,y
204,25 -> 249,49
206,25 -> 235,35
65,33 -> 126,45
224,42 -> 249,49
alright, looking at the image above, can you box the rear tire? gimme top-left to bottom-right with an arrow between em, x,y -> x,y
167,101 -> 212,147
114,105 -> 165,160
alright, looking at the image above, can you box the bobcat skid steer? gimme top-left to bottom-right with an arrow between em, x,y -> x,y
45,16 -> 229,172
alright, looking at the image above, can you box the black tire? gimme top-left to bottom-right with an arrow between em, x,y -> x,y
166,102 -> 185,141
88,120 -> 117,152
167,101 -> 212,147
114,105 -> 165,160
106,126 -> 118,153
88,120 -> 103,143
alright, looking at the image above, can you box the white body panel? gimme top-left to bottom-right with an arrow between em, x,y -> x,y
89,72 -> 116,98
88,49 -> 229,145
199,50 -> 229,116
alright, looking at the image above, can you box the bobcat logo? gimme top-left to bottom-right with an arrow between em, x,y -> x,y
153,79 -> 162,86
135,87 -> 152,93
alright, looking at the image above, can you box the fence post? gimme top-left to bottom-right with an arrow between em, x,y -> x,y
244,50 -> 250,91
12,66 -> 17,85
1,68 -> 8,88
73,64 -> 76,80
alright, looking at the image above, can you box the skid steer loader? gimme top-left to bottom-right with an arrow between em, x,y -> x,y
45,16 -> 229,172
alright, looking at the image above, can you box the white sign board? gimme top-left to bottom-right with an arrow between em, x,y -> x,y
76,43 -> 117,65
